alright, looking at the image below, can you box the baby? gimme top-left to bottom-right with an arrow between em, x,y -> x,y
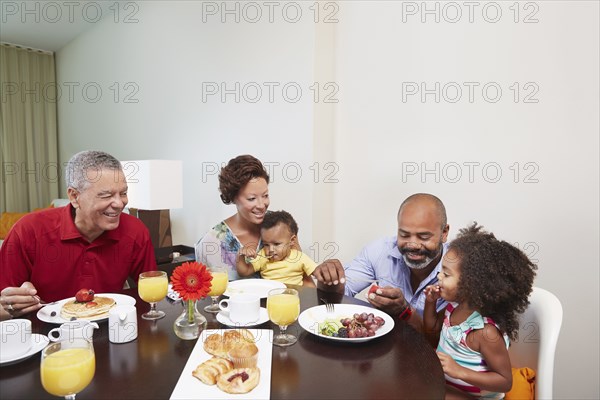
236,210 -> 316,287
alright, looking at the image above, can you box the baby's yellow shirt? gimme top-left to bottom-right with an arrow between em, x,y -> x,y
250,249 -> 317,286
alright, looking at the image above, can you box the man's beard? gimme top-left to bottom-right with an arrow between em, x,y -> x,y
400,242 -> 443,270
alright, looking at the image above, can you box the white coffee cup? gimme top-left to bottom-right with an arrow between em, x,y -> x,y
219,294 -> 260,324
0,319 -> 32,360
48,320 -> 99,348
108,305 -> 138,343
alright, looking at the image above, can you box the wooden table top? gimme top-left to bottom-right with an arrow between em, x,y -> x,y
0,286 -> 446,399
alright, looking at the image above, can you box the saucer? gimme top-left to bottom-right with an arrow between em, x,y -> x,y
0,334 -> 49,366
216,307 -> 269,327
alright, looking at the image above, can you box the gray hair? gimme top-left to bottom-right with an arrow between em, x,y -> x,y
65,151 -> 123,192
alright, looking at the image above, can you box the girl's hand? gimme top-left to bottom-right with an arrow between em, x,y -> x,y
437,351 -> 463,378
424,285 -> 441,303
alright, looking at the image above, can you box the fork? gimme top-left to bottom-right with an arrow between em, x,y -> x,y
320,298 -> 335,314
32,295 -> 58,306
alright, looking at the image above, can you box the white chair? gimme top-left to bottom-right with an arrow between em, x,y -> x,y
508,287 -> 563,399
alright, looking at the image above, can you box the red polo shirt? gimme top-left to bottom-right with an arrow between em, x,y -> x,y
0,205 -> 157,302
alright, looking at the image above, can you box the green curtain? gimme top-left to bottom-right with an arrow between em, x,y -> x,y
0,44 -> 59,212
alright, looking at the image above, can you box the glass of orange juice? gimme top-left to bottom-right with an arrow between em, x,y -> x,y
138,270 -> 168,320
267,288 -> 300,346
204,266 -> 228,313
41,340 -> 95,399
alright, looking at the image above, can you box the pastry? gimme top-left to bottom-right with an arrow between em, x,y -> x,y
192,357 -> 233,385
204,330 -> 255,358
228,342 -> 259,368
217,367 -> 260,394
229,328 -> 255,343
204,333 -> 228,358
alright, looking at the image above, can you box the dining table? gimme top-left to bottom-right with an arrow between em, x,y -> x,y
0,285 -> 446,399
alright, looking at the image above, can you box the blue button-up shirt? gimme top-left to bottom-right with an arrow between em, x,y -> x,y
344,236 -> 448,316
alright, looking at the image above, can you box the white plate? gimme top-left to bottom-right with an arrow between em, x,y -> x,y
0,334 -> 49,366
36,293 -> 136,324
223,279 -> 286,298
216,307 -> 269,327
170,328 -> 272,400
298,304 -> 395,343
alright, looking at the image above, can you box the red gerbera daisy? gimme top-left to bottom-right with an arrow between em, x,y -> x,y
170,261 -> 213,301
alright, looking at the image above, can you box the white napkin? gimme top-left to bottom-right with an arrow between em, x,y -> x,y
167,284 -> 182,302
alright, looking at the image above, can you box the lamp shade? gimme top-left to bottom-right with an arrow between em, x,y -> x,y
121,160 -> 183,210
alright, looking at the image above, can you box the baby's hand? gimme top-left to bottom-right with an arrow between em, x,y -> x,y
240,247 -> 257,259
424,285 -> 441,302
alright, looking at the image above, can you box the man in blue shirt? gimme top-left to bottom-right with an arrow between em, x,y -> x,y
312,193 -> 449,327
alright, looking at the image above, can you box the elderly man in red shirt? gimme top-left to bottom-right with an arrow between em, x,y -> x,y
0,150 -> 157,320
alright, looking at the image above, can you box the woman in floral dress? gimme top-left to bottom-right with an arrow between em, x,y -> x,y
196,155 -> 270,280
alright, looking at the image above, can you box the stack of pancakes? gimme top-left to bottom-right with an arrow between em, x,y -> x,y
60,296 -> 116,320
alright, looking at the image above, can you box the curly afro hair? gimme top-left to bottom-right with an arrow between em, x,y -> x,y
218,155 -> 270,204
261,210 -> 298,235
450,223 -> 537,341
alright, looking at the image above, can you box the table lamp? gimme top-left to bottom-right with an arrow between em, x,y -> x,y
121,160 -> 183,248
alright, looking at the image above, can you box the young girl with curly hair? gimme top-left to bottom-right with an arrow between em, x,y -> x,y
423,223 -> 537,399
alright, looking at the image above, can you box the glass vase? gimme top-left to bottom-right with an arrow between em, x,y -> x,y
173,300 -> 207,340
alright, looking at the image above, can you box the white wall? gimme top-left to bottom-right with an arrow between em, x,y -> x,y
331,2 -> 599,399
55,1 -> 599,398
56,1 -> 316,250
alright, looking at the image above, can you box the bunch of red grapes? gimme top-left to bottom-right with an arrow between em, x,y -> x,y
336,312 -> 385,338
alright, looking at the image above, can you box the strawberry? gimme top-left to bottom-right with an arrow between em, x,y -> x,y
85,301 -> 98,308
75,288 -> 95,303
368,285 -> 380,295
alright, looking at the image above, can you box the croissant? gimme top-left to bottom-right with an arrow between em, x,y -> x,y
192,357 -> 233,385
204,330 -> 255,358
